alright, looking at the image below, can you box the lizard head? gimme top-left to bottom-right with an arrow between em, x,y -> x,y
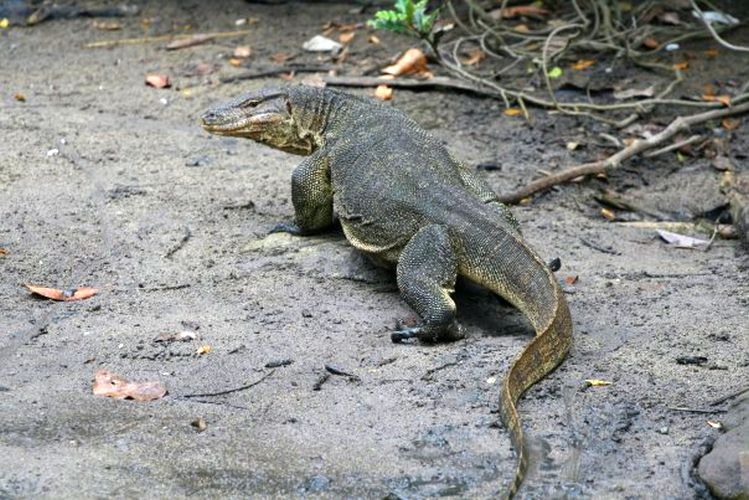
201,87 -> 318,155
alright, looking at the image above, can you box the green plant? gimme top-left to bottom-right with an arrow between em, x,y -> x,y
368,0 -> 440,44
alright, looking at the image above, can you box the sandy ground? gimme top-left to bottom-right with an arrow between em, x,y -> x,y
1,1 -> 748,498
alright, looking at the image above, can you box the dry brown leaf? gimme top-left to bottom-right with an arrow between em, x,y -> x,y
585,379 -> 612,387
513,24 -> 530,33
93,369 -> 167,401
368,34 -> 380,44
0,247 -> 8,256
92,20 -> 121,31
14,92 -> 26,102
722,117 -> 740,130
165,34 -> 215,50
233,46 -> 251,58
279,72 -> 295,81
642,37 -> 659,49
503,108 -> 523,117
462,48 -> 485,66
270,52 -> 294,64
600,208 -> 616,221
704,48 -> 719,58
196,344 -> 212,355
702,94 -> 731,106
382,48 -> 428,77
339,32 -> 355,44
672,61 -> 689,71
564,275 -> 579,285
570,59 -> 595,71
228,58 -> 243,67
25,284 -> 98,301
145,74 -> 171,88
374,85 -> 393,101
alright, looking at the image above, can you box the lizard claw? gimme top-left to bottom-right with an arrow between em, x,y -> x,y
268,222 -> 304,236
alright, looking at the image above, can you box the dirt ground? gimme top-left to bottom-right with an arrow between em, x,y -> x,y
1,1 -> 748,498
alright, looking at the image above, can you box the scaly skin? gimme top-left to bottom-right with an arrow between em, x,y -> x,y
202,85 -> 573,497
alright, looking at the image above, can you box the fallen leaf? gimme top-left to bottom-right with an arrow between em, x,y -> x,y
642,37 -> 659,49
383,48 -> 428,77
228,58 -> 243,67
513,24 -> 530,33
302,35 -> 342,53
145,74 -> 171,88
196,344 -> 212,355
711,155 -> 734,171
155,331 -> 198,342
564,275 -> 579,285
270,52 -> 294,64
571,59 -> 595,70
490,5 -> 550,19
702,94 -> 731,106
704,48 -> 719,58
673,61 -> 689,71
462,48 -> 485,66
0,247 -> 7,256
93,369 -> 167,401
585,379 -> 612,387
503,108 -> 523,117
721,117 -> 740,130
368,34 -> 380,44
191,417 -> 207,432
14,92 -> 26,102
547,66 -> 563,79
657,11 -> 682,25
338,32 -> 355,44
92,20 -> 121,31
279,72 -> 295,81
706,420 -> 723,429
24,284 -> 98,301
374,85 -> 393,101
301,74 -> 326,88
613,86 -> 655,100
600,208 -> 616,221
165,34 -> 215,50
233,46 -> 251,58
656,229 -> 709,249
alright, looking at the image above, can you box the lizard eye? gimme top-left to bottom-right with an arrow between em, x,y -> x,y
240,99 -> 260,109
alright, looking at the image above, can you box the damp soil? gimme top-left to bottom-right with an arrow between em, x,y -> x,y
1,1 -> 748,498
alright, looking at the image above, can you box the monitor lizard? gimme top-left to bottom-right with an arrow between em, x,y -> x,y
201,85 -> 573,497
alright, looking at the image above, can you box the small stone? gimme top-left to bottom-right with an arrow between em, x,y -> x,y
657,426 -> 669,435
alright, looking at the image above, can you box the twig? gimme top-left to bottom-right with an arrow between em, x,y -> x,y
84,29 -> 252,49
312,372 -> 331,391
165,226 -> 191,259
221,66 -> 332,84
690,0 -> 749,52
709,385 -> 749,406
668,406 -> 726,414
322,75 -> 483,94
181,370 -> 274,398
498,101 -> 749,204
643,134 -> 702,158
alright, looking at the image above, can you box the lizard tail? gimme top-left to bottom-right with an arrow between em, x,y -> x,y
499,285 -> 573,498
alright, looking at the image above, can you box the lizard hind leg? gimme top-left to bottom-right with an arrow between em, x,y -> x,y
392,224 -> 464,344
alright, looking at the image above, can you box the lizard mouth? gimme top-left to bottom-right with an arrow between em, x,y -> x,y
201,111 -> 283,135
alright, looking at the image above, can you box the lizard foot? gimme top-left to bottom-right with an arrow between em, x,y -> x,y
268,222 -> 305,236
391,320 -> 464,344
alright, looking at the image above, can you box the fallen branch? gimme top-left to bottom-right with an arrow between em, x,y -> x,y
180,369 -> 274,398
322,74 -> 483,94
221,65 -> 332,84
84,29 -> 252,49
498,101 -> 749,204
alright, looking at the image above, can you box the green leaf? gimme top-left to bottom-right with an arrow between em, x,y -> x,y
547,66 -> 563,79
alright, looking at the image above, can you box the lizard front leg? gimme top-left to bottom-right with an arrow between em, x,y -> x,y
392,224 -> 464,343
271,151 -> 333,235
